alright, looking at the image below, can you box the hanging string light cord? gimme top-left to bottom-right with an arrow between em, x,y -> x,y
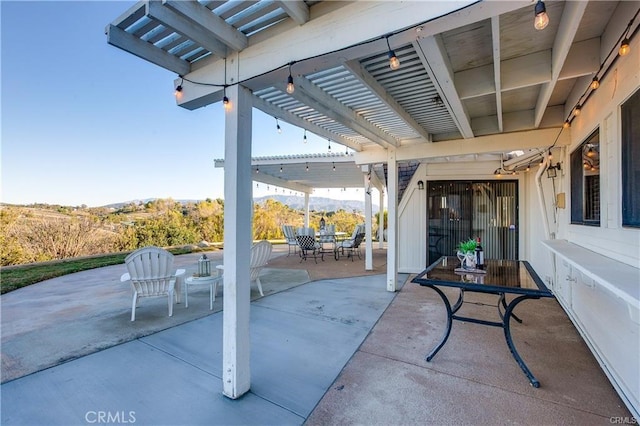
504,8 -> 639,173
174,1 -> 480,89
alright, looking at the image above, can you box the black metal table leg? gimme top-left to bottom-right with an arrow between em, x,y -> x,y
503,294 -> 541,387
425,285 -> 454,362
498,293 -> 523,323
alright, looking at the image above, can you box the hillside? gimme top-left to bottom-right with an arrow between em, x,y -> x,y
102,196 -> 379,213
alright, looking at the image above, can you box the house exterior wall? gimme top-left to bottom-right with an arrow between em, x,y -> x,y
397,12 -> 639,413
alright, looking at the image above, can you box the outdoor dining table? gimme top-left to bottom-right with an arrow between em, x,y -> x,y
411,256 -> 554,388
315,231 -> 347,254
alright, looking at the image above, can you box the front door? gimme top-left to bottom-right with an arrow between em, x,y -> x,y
427,180 -> 519,265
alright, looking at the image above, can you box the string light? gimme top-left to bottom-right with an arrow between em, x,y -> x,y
280,164 -> 283,173
328,139 -> 332,152
332,162 -> 336,171
573,105 -> 581,117
590,77 -> 600,90
255,167 -> 259,174
548,149 -> 553,160
534,0 -> 549,30
303,129 -> 307,144
619,37 -> 631,56
306,162 -> 309,172
385,36 -> 400,70
174,78 -> 183,98
563,120 -> 571,129
276,117 -> 282,133
286,62 -> 295,94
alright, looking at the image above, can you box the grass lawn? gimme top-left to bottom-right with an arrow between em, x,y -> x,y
0,247 -> 196,295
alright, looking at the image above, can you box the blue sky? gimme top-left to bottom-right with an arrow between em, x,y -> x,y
1,1 -> 362,207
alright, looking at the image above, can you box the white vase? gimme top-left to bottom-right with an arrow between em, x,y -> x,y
457,251 -> 477,270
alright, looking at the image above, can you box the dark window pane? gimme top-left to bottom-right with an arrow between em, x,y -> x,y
571,129 -> 600,226
622,89 -> 640,228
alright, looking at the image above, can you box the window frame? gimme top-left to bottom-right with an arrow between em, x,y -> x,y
570,129 -> 601,227
621,88 -> 640,228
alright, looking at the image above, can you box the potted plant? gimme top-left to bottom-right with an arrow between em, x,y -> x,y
456,238 -> 477,269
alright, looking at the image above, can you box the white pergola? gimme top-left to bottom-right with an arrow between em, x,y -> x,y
106,0 -> 637,399
214,152 -> 388,257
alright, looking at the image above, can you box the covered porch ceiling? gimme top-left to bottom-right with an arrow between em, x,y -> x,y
106,1 -> 637,164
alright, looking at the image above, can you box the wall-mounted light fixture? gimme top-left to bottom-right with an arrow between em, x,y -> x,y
546,162 -> 562,179
417,180 -> 424,190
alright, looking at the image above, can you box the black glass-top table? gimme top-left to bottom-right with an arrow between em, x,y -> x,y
411,256 -> 554,387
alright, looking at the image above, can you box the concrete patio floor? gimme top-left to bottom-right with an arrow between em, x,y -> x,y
1,245 -> 633,425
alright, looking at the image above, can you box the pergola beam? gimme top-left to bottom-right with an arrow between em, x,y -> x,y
534,0 -> 587,127
355,127 -> 570,164
414,35 -> 474,138
286,76 -> 399,149
146,0 -> 228,59
275,0 -> 309,25
106,24 -> 190,76
343,59 -> 431,143
252,94 -> 363,151
163,0 -> 248,52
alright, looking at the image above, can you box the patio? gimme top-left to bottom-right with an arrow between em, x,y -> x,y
0,245 -> 631,424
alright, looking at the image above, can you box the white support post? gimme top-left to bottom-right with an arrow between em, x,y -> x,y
386,149 -> 398,292
378,190 -> 384,249
363,167 -> 373,270
222,82 -> 252,399
304,192 -> 310,228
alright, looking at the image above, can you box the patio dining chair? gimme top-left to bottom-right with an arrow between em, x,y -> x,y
282,224 -> 298,256
296,234 -> 324,263
335,224 -> 365,261
120,246 -> 185,321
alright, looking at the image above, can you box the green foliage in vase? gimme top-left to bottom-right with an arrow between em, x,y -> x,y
457,238 -> 477,254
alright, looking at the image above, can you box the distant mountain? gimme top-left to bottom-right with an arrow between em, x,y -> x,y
102,196 -> 379,213
254,195 -> 379,213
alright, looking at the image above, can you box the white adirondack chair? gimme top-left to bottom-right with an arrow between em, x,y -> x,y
250,240 -> 272,296
120,246 -> 185,321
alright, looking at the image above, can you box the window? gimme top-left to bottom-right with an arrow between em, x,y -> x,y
622,89 -> 640,228
571,130 -> 600,226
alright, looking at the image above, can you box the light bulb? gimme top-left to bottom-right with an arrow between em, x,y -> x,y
223,96 -> 230,111
590,77 -> 600,90
574,105 -> 581,116
286,74 -> 295,94
534,0 -> 549,30
389,51 -> 400,70
563,120 -> 571,129
619,38 -> 630,56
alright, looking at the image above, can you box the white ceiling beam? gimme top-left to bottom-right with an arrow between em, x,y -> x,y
558,38 -> 600,80
163,0 -> 248,52
343,59 -> 431,142
413,35 -> 474,138
534,0 -> 588,127
252,95 -> 363,151
491,16 -> 503,133
455,65 -> 494,99
106,24 -> 190,76
355,127 -> 570,164
283,76 -> 399,149
275,0 -> 309,26
146,0 -> 228,59
501,50 -> 551,90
